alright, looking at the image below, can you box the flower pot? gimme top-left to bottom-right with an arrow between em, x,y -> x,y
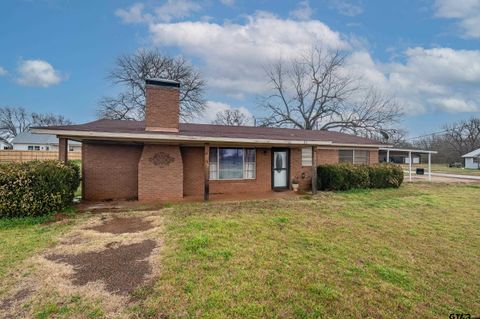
292,183 -> 299,192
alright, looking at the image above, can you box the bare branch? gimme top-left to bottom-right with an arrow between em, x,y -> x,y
260,47 -> 402,135
98,49 -> 207,121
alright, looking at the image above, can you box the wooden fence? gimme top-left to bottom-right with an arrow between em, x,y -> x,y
0,150 -> 82,163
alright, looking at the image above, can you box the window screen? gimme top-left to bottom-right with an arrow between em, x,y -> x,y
301,147 -> 313,166
339,150 -> 354,163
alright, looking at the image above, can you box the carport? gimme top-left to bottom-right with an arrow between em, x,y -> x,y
379,148 -> 438,182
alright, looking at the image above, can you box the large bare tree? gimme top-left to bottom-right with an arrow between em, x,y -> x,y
260,48 -> 402,136
97,49 -> 206,121
0,106 -> 71,143
212,109 -> 251,126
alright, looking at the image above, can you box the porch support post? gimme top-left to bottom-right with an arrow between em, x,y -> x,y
408,151 -> 412,182
386,149 -> 390,163
428,153 -> 432,182
311,146 -> 317,194
58,137 -> 68,163
204,143 -> 210,201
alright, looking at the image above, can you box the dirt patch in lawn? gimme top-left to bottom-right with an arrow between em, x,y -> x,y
87,217 -> 154,234
0,288 -> 32,312
46,239 -> 156,295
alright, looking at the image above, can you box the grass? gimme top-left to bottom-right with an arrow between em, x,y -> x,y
136,183 -> 480,318
1,183 -> 479,318
402,163 -> 480,176
0,209 -> 75,284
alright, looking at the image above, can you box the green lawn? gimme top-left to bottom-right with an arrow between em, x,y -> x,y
138,183 -> 480,318
402,163 -> 480,176
0,213 -> 74,288
1,183 -> 479,318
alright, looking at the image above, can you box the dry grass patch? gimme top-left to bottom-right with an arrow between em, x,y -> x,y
0,210 -> 165,319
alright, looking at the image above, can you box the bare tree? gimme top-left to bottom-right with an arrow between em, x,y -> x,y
443,117 -> 480,156
97,49 -> 206,121
0,106 -> 71,143
260,48 -> 402,135
213,109 -> 251,126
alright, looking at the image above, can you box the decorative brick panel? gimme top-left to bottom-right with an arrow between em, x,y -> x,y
82,143 -> 143,201
145,85 -> 179,132
138,144 -> 183,201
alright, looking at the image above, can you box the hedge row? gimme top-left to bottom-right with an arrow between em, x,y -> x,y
317,163 -> 404,191
0,160 -> 80,218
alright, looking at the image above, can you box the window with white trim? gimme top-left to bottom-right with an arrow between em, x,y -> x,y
209,147 -> 256,180
301,147 -> 313,166
339,150 -> 369,165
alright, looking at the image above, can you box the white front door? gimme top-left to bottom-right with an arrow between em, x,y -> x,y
273,150 -> 288,189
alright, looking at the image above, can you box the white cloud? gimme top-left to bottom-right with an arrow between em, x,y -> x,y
16,59 -> 64,88
194,101 -> 253,124
434,0 -> 480,38
347,47 -> 480,114
116,0 -> 201,24
115,3 -> 148,24
329,0 -> 363,17
154,0 -> 201,22
0,66 -> 7,76
118,8 -> 480,115
149,12 -> 347,96
289,1 -> 314,21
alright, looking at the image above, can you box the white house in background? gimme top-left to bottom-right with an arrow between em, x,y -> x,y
11,132 -> 81,152
462,148 -> 480,169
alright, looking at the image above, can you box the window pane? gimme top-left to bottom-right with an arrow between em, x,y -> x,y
302,147 -> 312,166
28,146 -> 33,151
354,150 -> 368,165
209,147 -> 218,180
339,150 -> 353,163
244,148 -> 256,179
219,148 -> 243,179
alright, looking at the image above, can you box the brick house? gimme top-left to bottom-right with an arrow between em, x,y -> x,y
32,79 -> 389,202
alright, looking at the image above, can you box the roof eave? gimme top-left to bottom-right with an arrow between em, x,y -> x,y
31,128 -> 336,146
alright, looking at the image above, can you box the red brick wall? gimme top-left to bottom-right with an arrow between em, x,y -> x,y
138,144 -> 183,202
369,150 -> 379,164
181,147 -> 204,196
145,85 -> 179,132
317,148 -> 339,164
210,148 -> 271,194
82,143 -> 143,201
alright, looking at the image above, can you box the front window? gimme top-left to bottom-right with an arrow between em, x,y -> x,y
209,147 -> 256,180
339,150 -> 369,165
34,146 -> 40,151
28,146 -> 34,151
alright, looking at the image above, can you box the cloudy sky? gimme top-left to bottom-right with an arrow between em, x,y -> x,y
0,0 -> 479,137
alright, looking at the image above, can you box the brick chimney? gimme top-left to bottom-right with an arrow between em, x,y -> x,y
145,78 -> 180,132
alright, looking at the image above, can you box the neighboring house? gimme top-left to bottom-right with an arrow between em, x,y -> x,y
33,78 -> 390,202
11,132 -> 81,152
462,148 -> 480,169
0,141 -> 11,150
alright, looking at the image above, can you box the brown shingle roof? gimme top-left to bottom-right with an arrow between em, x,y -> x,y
35,119 -> 386,146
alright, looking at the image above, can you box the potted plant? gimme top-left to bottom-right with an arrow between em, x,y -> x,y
291,178 -> 299,192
